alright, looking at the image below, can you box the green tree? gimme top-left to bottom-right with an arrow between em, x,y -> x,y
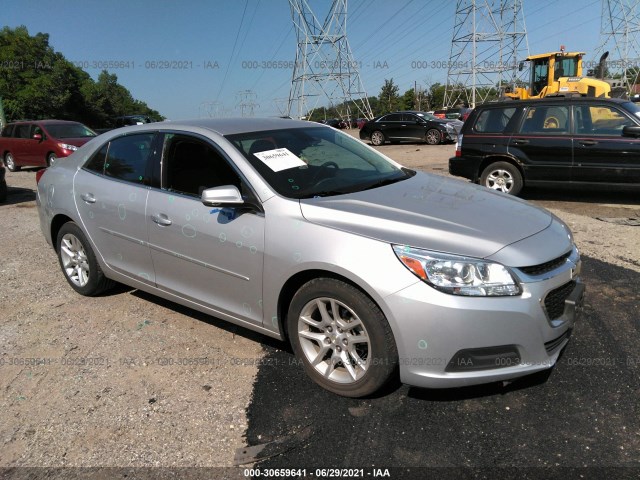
378,78 -> 401,113
0,26 -> 163,127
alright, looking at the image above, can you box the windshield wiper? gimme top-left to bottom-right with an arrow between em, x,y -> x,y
359,170 -> 414,192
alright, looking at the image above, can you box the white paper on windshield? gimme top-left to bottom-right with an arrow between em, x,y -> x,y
253,148 -> 306,172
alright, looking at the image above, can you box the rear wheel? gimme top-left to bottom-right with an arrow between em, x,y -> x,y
287,278 -> 397,397
370,130 -> 385,146
5,152 -> 20,172
480,161 -> 523,195
425,128 -> 442,145
56,222 -> 115,296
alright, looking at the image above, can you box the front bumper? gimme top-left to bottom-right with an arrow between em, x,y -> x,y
383,257 -> 584,389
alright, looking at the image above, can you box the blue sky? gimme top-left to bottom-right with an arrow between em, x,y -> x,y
3,0 -> 604,119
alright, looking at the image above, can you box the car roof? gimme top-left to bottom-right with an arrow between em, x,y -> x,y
155,117 -> 314,135
474,96 -> 630,109
8,119 -> 85,126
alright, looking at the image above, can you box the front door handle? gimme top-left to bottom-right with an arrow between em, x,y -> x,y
579,140 -> 598,146
80,193 -> 96,204
151,213 -> 172,226
511,138 -> 530,146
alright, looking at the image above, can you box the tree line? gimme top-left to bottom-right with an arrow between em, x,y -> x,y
0,26 -> 163,128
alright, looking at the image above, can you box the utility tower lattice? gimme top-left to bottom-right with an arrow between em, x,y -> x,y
592,0 -> 640,92
444,0 -> 529,108
287,0 -> 373,121
236,90 -> 260,117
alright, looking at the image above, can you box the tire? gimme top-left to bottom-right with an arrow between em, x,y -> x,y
47,152 -> 57,167
56,222 -> 115,296
425,128 -> 442,145
480,161 -> 523,196
5,152 -> 20,172
370,130 -> 385,146
287,278 -> 398,397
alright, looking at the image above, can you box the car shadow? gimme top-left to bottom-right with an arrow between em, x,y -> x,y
521,185 -> 640,205
1,185 -> 36,206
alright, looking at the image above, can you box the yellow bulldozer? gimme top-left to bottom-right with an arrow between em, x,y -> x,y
503,47 -> 627,100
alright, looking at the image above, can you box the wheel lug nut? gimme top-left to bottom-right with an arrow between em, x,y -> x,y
342,339 -> 348,346
336,346 -> 342,352
327,326 -> 333,332
324,337 -> 331,344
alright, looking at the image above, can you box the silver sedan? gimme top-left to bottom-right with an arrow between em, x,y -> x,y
36,118 -> 585,397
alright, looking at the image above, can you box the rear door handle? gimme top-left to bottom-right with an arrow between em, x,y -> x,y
80,193 -> 96,204
579,140 -> 598,146
151,213 -> 172,226
511,138 -> 529,146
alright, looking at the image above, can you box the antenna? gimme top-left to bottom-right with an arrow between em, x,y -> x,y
444,0 -> 529,108
287,0 -> 373,121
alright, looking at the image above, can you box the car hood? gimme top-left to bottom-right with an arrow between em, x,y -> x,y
299,172 -> 558,261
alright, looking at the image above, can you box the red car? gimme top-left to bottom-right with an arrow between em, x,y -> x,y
0,120 -> 97,171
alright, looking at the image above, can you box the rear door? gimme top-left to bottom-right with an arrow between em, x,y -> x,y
508,103 -> 573,182
572,103 -> 640,184
74,132 -> 158,285
377,113 -> 405,140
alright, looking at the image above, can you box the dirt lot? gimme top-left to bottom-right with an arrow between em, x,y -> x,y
1,136 -> 639,476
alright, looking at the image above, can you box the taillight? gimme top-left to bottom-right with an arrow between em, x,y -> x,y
35,168 -> 46,184
455,134 -> 463,157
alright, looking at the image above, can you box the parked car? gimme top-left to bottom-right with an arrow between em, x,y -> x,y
356,118 -> 368,129
0,158 -> 6,203
318,118 -> 347,129
433,107 -> 472,121
1,120 -> 97,171
360,111 -> 462,146
36,118 -> 584,397
449,96 -> 640,196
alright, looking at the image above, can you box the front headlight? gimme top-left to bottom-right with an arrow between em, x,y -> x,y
393,245 -> 521,296
58,143 -> 78,151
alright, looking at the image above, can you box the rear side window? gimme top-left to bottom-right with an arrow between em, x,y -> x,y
83,133 -> 156,184
14,124 -> 32,139
473,108 -> 516,133
520,105 -> 569,134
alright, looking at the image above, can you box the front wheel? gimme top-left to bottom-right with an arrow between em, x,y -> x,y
56,222 -> 115,296
47,152 -> 57,167
5,152 -> 20,172
287,278 -> 398,397
480,161 -> 523,196
425,128 -> 442,145
370,130 -> 385,146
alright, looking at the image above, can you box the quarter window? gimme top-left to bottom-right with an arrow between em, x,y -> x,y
473,108 -> 516,133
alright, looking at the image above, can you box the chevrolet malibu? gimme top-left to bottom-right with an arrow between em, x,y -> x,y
36,118 -> 585,397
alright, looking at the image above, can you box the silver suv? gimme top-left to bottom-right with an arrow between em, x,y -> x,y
36,118 -> 585,397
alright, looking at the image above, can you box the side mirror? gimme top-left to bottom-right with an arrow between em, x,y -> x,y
622,125 -> 640,138
33,133 -> 43,141
201,185 -> 244,207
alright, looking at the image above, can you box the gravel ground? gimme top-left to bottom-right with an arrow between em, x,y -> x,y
0,137 -> 638,474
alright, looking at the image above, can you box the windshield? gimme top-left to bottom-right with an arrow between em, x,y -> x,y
415,112 -> 438,121
46,123 -> 96,139
226,127 -> 414,199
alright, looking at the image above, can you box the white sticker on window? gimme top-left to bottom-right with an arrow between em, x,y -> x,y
252,148 -> 306,172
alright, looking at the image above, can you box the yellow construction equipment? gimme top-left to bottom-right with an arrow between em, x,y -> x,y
503,47 -> 627,100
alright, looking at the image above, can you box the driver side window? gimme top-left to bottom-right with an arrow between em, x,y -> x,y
163,134 -> 241,197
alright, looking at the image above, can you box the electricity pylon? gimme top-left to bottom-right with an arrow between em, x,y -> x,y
592,0 -> 640,92
444,0 -> 529,108
287,0 -> 373,120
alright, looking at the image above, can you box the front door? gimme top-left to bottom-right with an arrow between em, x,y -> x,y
146,133 -> 265,326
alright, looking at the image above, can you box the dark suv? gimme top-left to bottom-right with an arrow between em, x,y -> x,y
449,97 -> 640,195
